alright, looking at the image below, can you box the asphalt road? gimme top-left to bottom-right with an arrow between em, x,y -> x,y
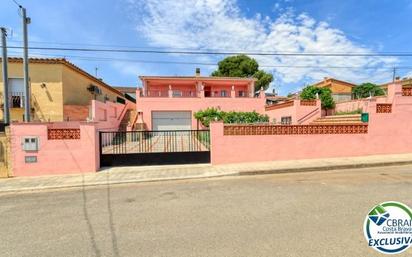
1,165 -> 412,257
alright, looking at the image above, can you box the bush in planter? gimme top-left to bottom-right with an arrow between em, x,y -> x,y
194,108 -> 269,127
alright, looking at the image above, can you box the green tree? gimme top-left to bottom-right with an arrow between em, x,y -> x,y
319,88 -> 335,110
212,55 -> 273,92
352,82 -> 385,99
300,85 -> 335,110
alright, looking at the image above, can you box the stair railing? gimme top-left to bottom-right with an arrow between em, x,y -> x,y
298,108 -> 320,124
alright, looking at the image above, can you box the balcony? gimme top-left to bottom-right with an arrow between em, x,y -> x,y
140,88 -> 255,99
145,90 -> 168,97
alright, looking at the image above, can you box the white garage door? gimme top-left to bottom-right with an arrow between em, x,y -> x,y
152,111 -> 192,131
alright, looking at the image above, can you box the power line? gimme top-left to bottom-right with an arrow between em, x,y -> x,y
7,45 -> 412,57
11,0 -> 22,7
7,51 -> 412,70
8,39 -> 195,50
12,39 -> 412,56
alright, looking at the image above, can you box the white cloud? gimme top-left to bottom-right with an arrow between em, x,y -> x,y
404,71 -> 412,78
127,0 -> 397,90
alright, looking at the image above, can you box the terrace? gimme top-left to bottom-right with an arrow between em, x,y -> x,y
139,76 -> 256,99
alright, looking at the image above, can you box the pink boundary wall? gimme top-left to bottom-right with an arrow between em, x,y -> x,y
10,100 -> 135,177
10,122 -> 99,176
91,100 -> 135,130
265,100 -> 321,124
334,84 -> 400,113
210,84 -> 412,165
63,105 -> 89,121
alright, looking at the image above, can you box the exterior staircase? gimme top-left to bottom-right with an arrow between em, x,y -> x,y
119,109 -> 137,131
310,114 -> 362,125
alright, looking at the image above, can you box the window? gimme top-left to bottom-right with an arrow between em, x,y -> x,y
281,116 -> 292,125
25,156 -> 37,163
116,96 -> 125,104
22,137 -> 39,151
11,95 -> 23,108
238,91 -> 246,97
172,90 -> 182,97
220,90 -> 228,97
8,78 -> 25,108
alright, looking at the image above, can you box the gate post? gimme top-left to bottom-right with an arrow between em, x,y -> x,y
209,121 -> 224,165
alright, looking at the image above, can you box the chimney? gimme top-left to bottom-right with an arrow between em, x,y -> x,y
395,76 -> 400,81
195,68 -> 200,77
272,88 -> 276,95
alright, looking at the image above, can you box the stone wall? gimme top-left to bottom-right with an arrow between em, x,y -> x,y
0,128 -> 11,178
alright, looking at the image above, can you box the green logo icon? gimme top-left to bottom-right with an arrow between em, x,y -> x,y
364,201 -> 412,254
368,205 -> 390,226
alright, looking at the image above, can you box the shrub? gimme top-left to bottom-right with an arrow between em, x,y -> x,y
352,83 -> 385,99
194,108 -> 269,127
300,85 -> 335,110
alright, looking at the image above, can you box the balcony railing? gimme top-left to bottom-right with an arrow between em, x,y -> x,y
9,92 -> 25,108
207,94 -> 230,98
173,90 -> 197,98
145,90 -> 169,97
141,89 -> 255,99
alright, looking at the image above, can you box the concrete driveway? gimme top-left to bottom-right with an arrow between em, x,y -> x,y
1,165 -> 412,257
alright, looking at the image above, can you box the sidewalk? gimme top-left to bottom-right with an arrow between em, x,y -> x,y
1,153 -> 412,193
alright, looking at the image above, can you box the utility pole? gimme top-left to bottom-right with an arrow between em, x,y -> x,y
21,7 -> 31,122
1,27 -> 10,124
392,67 -> 397,83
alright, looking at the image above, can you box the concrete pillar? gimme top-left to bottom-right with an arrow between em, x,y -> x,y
259,87 -> 265,98
250,81 -> 255,97
231,85 -> 236,98
168,84 -> 173,98
136,88 -> 142,99
387,83 -> 403,102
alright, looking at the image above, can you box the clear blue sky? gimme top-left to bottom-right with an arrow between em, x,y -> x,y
1,0 -> 412,95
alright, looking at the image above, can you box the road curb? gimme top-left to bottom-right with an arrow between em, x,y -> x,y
0,173 -> 236,194
238,160 -> 412,176
1,160 -> 412,194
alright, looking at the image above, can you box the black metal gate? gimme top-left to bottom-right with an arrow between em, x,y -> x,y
99,130 -> 210,167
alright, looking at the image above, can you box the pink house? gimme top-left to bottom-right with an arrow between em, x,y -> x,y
135,72 -> 266,130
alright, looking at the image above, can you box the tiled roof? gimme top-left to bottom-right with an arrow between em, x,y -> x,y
1,57 -> 124,97
114,86 -> 137,93
314,77 -> 356,87
381,78 -> 412,87
139,75 -> 257,81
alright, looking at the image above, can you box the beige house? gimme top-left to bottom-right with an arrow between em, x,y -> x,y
114,86 -> 137,101
381,77 -> 412,94
0,58 -> 126,122
314,77 -> 356,103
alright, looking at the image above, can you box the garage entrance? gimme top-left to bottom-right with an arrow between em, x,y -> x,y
152,111 -> 192,131
99,130 -> 210,167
